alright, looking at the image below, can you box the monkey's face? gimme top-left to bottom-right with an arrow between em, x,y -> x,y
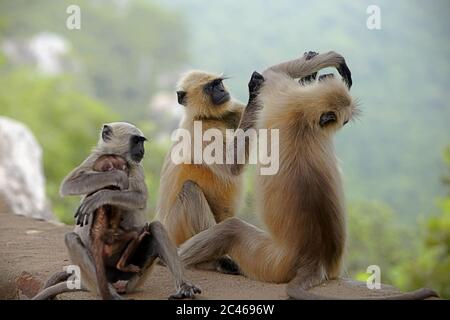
313,82 -> 357,133
177,78 -> 230,107
318,104 -> 356,133
129,134 -> 146,163
99,122 -> 147,164
203,78 -> 230,106
176,71 -> 232,119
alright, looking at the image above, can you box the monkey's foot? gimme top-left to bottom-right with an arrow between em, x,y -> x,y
112,280 -> 129,294
169,282 -> 201,300
216,256 -> 241,275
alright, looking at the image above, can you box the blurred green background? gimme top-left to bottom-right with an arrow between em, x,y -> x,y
0,0 -> 448,297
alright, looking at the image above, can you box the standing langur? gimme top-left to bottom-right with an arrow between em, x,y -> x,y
179,52 -> 438,300
155,71 -> 265,273
33,122 -> 200,300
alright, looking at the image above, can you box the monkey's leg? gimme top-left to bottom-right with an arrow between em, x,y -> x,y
147,221 -> 201,299
121,222 -> 201,299
164,180 -> 240,274
180,217 -> 290,283
164,180 -> 216,245
64,232 -> 123,300
116,230 -> 148,273
90,208 -> 114,300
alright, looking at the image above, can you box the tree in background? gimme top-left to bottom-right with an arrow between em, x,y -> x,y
391,148 -> 450,298
0,0 -> 188,120
0,0 -> 188,222
346,148 -> 450,298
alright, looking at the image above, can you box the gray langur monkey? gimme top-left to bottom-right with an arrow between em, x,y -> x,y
33,122 -> 200,300
178,51 -> 438,300
156,70 -> 265,274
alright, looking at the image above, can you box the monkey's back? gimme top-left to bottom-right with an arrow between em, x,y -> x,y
253,75 -> 351,279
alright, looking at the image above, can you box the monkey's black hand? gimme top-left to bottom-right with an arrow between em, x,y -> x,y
303,51 -> 319,60
169,282 -> 201,300
75,203 -> 92,227
75,191 -> 107,226
336,59 -> 352,89
248,71 -> 265,101
323,51 -> 352,89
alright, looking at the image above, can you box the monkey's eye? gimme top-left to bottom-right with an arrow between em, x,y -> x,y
211,79 -> 225,90
132,135 -> 145,144
319,112 -> 337,127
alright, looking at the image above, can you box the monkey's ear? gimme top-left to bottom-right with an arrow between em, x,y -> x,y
102,124 -> 113,142
177,91 -> 187,106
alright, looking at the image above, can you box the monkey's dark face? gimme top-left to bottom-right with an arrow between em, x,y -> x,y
319,111 -> 337,127
129,135 -> 146,162
203,78 -> 230,105
319,110 -> 352,130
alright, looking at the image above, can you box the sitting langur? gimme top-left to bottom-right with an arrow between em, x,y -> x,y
179,52 -> 438,300
155,71 -> 265,273
33,122 -> 200,300
88,154 -> 150,299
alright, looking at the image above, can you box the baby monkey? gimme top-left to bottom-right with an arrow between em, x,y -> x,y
90,154 -> 148,274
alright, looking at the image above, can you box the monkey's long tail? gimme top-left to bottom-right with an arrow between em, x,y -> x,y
287,284 -> 439,300
32,283 -> 88,300
31,271 -> 88,300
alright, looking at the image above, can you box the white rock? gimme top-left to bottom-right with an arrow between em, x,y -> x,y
0,117 -> 54,220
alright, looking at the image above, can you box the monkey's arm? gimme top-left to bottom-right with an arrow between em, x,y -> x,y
237,71 -> 265,132
75,189 -> 147,226
74,165 -> 147,226
264,51 -> 352,88
60,162 -> 128,197
207,71 -> 265,178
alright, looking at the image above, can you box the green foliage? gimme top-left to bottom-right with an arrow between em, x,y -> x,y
346,152 -> 450,298
392,199 -> 450,298
0,0 -> 188,120
346,201 -> 417,279
0,68 -> 118,223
